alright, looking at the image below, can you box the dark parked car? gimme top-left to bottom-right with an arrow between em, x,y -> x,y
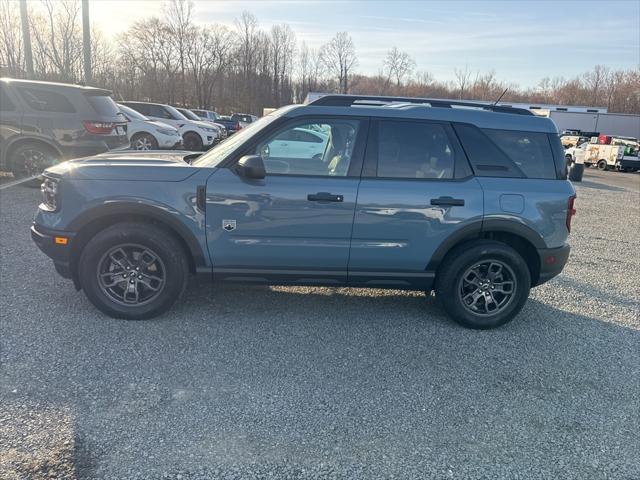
231,113 -> 258,126
0,78 -> 128,179
215,116 -> 242,135
32,94 -> 575,329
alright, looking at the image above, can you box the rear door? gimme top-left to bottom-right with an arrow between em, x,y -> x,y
348,119 -> 484,289
205,116 -> 368,284
0,83 -> 22,165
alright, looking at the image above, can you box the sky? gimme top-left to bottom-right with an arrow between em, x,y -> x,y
89,0 -> 640,88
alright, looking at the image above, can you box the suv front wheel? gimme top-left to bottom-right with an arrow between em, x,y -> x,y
79,223 -> 188,320
436,240 -> 531,329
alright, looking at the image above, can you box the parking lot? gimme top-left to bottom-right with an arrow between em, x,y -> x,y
0,169 -> 638,479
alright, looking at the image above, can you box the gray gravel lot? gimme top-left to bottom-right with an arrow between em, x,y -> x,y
1,169 -> 639,479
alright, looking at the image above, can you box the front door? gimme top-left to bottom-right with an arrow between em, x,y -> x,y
348,119 -> 484,289
205,117 -> 368,285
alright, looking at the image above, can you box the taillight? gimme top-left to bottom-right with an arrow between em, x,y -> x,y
566,195 -> 576,232
235,122 -> 241,130
83,121 -> 115,134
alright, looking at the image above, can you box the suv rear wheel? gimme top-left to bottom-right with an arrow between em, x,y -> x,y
79,223 -> 188,320
436,240 -> 531,329
11,143 -> 59,186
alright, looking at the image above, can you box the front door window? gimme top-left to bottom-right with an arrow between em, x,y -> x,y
255,120 -> 360,176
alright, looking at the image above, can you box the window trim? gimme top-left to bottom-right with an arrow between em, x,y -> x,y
363,118 -> 472,181
222,115 -> 371,179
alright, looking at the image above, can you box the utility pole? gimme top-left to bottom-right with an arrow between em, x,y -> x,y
19,0 -> 34,77
82,0 -> 92,84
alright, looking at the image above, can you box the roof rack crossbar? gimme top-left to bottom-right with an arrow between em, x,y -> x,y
309,94 -> 534,116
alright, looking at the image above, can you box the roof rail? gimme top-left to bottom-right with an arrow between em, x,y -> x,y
308,94 -> 535,116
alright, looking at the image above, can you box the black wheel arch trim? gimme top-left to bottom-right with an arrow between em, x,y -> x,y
67,202 -> 209,270
6,136 -> 63,168
426,218 -> 547,272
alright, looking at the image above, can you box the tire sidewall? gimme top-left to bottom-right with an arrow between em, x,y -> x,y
79,224 -> 187,320
183,132 -> 203,151
437,241 -> 531,329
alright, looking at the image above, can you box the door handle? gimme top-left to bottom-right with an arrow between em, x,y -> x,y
307,192 -> 344,202
430,196 -> 465,207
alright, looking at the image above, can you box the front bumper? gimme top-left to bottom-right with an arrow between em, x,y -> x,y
31,224 -> 75,280
157,134 -> 183,149
535,243 -> 570,286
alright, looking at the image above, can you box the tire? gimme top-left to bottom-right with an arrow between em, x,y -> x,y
183,132 -> 203,151
78,222 -> 189,320
10,143 -> 59,187
435,240 -> 531,329
131,132 -> 159,151
597,160 -> 608,171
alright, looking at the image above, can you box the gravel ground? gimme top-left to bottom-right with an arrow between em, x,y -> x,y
1,169 -> 639,479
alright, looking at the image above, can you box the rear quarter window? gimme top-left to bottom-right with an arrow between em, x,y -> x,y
453,123 -> 523,178
86,94 -> 120,117
17,87 -> 76,113
483,129 -> 557,179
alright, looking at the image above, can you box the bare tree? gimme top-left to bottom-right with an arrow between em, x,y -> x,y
30,0 -> 83,81
0,0 -> 24,76
453,65 -> 472,99
320,32 -> 357,93
383,47 -> 415,89
165,0 -> 193,105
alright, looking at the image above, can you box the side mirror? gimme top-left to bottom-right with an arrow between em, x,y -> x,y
236,155 -> 266,179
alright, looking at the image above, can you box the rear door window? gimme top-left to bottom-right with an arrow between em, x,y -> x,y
128,103 -> 149,115
17,87 -> 76,113
376,121 -> 456,179
484,129 -> 557,179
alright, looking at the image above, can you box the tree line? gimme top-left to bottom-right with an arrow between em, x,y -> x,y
1,0 -> 638,115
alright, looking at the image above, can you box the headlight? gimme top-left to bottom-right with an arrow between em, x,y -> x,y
203,127 -> 216,133
156,127 -> 177,136
40,177 -> 59,211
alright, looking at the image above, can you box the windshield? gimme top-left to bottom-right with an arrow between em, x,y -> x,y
193,114 -> 280,167
119,103 -> 148,121
166,105 -> 188,120
180,109 -> 200,121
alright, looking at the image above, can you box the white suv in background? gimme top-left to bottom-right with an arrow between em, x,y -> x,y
120,101 -> 218,151
176,107 -> 225,142
118,104 -> 182,150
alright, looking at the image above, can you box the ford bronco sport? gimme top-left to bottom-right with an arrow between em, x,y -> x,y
31,95 -> 576,329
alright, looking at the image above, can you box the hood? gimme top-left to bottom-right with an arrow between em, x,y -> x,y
178,119 -> 215,131
45,150 -> 203,182
147,120 -> 178,132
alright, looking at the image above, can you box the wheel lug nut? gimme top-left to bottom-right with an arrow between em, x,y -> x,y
130,280 -> 134,284
138,275 -> 142,279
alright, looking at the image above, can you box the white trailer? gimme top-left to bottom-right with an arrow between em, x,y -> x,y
550,111 -> 640,139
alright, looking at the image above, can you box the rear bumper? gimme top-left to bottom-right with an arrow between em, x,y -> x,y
535,243 -> 570,286
31,224 -> 75,280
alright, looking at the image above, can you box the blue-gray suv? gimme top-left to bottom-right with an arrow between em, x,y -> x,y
31,95 -> 576,329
